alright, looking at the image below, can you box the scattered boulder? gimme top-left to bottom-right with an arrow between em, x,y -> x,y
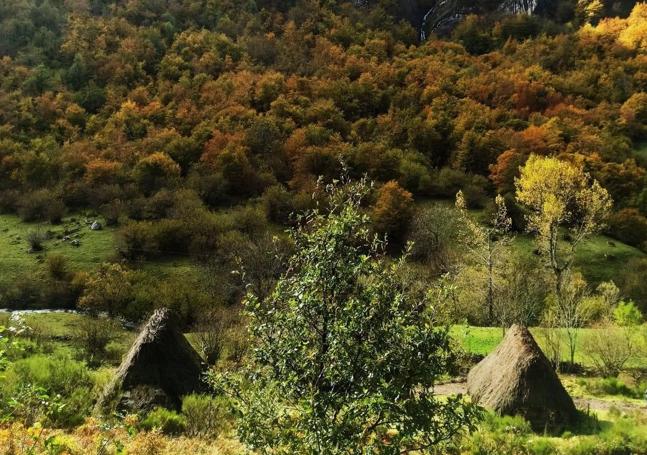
467,324 -> 577,431
90,221 -> 102,231
71,239 -> 80,247
96,308 -> 206,414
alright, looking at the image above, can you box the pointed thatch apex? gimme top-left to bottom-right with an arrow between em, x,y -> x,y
96,308 -> 205,413
467,324 -> 577,431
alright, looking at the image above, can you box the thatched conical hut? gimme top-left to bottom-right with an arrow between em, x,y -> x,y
467,324 -> 577,431
96,308 -> 206,413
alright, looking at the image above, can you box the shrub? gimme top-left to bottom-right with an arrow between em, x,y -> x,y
618,258 -> 647,314
73,317 -> 119,366
263,186 -> 315,226
46,254 -> 69,281
100,200 -> 125,226
27,230 -> 46,252
613,300 -> 644,326
193,306 -> 238,364
133,152 -> 181,195
459,414 -> 532,454
431,168 -> 469,198
78,263 -> 148,319
46,199 -> 66,224
118,221 -> 160,259
398,159 -> 432,195
607,208 -> 647,251
118,218 -> 192,260
461,181 -> 489,209
140,407 -> 186,435
1,354 -> 94,427
407,204 -> 461,274
579,377 -> 638,398
17,190 -> 61,222
582,324 -> 639,377
262,184 -> 294,224
181,394 -> 230,438
371,180 -> 414,243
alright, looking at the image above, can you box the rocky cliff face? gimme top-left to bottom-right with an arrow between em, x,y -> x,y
360,0 -> 638,40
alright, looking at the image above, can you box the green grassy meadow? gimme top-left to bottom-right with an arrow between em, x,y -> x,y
0,214 -> 117,284
512,234 -> 645,285
0,213 -> 206,291
451,325 -> 647,369
4,311 -> 642,372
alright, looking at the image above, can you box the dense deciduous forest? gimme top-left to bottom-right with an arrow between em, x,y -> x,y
2,0 -> 647,315
1,1 -> 647,453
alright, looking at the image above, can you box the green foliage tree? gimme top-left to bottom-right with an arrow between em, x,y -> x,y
456,191 -> 513,325
77,263 -> 138,318
133,152 -> 181,195
613,300 -> 644,326
211,179 -> 479,454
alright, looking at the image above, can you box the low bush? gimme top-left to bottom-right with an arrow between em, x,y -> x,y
0,354 -> 95,427
182,394 -> 230,438
407,204 -> 461,274
16,190 -> 66,224
118,219 -> 189,259
140,407 -> 186,435
613,300 -> 644,326
578,377 -> 639,398
46,254 -> 69,281
564,414 -> 647,455
73,317 -> 119,366
606,208 -> 647,251
457,414 -> 532,454
27,230 -> 47,252
581,324 -> 639,377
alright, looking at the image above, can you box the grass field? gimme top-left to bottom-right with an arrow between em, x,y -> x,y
0,213 -> 205,290
0,213 -> 117,285
4,312 -> 643,372
451,324 -> 647,369
452,324 -> 593,362
0,311 -> 136,353
513,234 -> 645,285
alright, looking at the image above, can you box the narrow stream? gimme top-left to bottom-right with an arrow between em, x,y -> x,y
0,308 -> 79,314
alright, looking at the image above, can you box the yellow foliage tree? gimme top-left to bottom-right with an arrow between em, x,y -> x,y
516,155 -> 612,293
619,3 -> 647,50
516,155 -> 612,368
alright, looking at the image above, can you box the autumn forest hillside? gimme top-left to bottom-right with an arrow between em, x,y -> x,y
1,0 -> 647,320
4,1 -> 647,453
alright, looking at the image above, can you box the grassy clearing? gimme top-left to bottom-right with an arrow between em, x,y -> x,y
459,409 -> 647,455
0,213 -> 117,284
0,311 -> 136,358
562,376 -> 647,404
512,234 -> 645,285
451,325 -> 647,369
0,213 -> 205,292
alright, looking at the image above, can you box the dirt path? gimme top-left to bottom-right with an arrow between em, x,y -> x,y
434,382 -> 647,413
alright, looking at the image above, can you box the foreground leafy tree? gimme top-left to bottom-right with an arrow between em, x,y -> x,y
212,180 -> 479,454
